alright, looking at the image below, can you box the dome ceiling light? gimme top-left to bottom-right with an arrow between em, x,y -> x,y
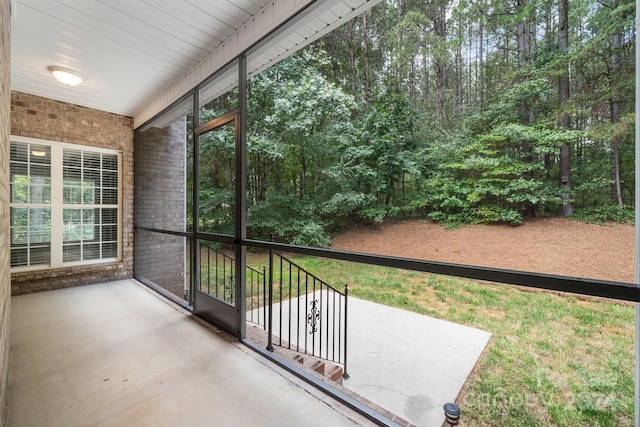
47,66 -> 85,86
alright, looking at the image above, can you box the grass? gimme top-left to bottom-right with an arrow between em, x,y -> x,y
246,252 -> 635,427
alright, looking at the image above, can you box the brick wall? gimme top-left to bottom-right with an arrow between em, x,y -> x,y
1,0 -> 11,423
134,119 -> 187,299
10,91 -> 135,295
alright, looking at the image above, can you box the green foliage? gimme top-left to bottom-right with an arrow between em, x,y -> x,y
248,193 -> 331,247
203,0 -> 635,243
198,187 -> 234,235
571,205 -> 635,225
418,123 -> 565,226
320,191 -> 382,229
473,205 -> 523,225
352,86 -> 420,208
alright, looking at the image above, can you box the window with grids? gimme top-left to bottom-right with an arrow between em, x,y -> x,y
10,142 -> 52,267
10,137 -> 121,269
62,149 -> 119,262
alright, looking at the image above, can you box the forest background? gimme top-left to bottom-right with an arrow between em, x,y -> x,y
198,0 -> 636,247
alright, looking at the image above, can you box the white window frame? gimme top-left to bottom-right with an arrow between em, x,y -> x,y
10,135 -> 122,272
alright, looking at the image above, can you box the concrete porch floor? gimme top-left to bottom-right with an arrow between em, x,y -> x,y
7,280 -> 376,427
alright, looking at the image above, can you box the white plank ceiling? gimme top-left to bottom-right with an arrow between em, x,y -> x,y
10,0 -> 378,126
10,0 -> 271,119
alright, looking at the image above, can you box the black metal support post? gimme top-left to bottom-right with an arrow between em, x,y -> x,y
343,283 -> 349,379
266,234 -> 274,352
262,266 -> 267,330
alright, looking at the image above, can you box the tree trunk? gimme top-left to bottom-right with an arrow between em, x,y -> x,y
456,22 -> 463,113
558,0 -> 573,217
478,15 -> 484,105
433,2 -> 448,124
362,13 -> 371,105
517,0 -> 529,126
609,0 -> 623,206
423,44 -> 430,106
346,21 -> 358,121
467,24 -> 472,106
347,21 -> 357,102
410,55 -> 416,107
517,0 -> 534,199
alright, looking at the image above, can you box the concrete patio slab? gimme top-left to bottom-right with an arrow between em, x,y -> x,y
344,297 -> 491,427
8,280 -> 372,427
260,293 -> 491,426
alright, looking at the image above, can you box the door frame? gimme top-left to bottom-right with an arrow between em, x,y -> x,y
192,109 -> 246,336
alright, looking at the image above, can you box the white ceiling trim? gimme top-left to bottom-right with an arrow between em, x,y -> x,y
246,0 -> 380,81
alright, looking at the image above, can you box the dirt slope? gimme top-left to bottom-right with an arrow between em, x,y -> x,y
329,218 -> 635,283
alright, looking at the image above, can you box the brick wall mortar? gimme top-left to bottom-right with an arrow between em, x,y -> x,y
1,0 -> 11,424
10,91 -> 135,295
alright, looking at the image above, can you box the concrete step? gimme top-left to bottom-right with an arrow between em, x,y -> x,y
249,325 -> 344,385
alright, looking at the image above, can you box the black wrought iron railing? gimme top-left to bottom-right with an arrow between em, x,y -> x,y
198,242 -> 348,377
246,263 -> 268,327
199,242 -> 236,305
266,251 -> 349,377
199,243 -> 267,312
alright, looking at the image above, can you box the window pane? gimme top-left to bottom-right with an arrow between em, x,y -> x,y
11,207 -> 28,227
102,188 -> 118,205
10,204 -> 50,267
30,245 -> 50,264
82,186 -> 96,204
11,162 -> 28,177
198,119 -> 236,235
102,208 -> 117,224
30,185 -> 51,204
83,243 -> 100,260
103,171 -> 118,188
29,209 -> 51,243
82,209 -> 96,241
103,154 -> 118,171
83,151 -> 101,169
102,242 -> 117,258
11,162 -> 29,202
64,207 -> 105,260
64,149 -> 82,168
63,187 -> 82,204
83,168 -> 100,183
63,245 -> 81,262
64,167 -> 82,183
10,142 -> 28,162
30,163 -> 50,180
11,183 -> 28,203
11,141 -> 51,207
102,224 -> 117,241
82,225 -> 95,241
11,227 -> 27,245
11,248 -> 28,267
63,209 -> 81,241
29,145 -> 50,164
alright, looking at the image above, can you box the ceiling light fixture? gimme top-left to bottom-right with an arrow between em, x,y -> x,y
31,149 -> 46,157
47,66 -> 84,86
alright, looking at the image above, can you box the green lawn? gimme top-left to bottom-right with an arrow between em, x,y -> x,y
247,252 -> 634,427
